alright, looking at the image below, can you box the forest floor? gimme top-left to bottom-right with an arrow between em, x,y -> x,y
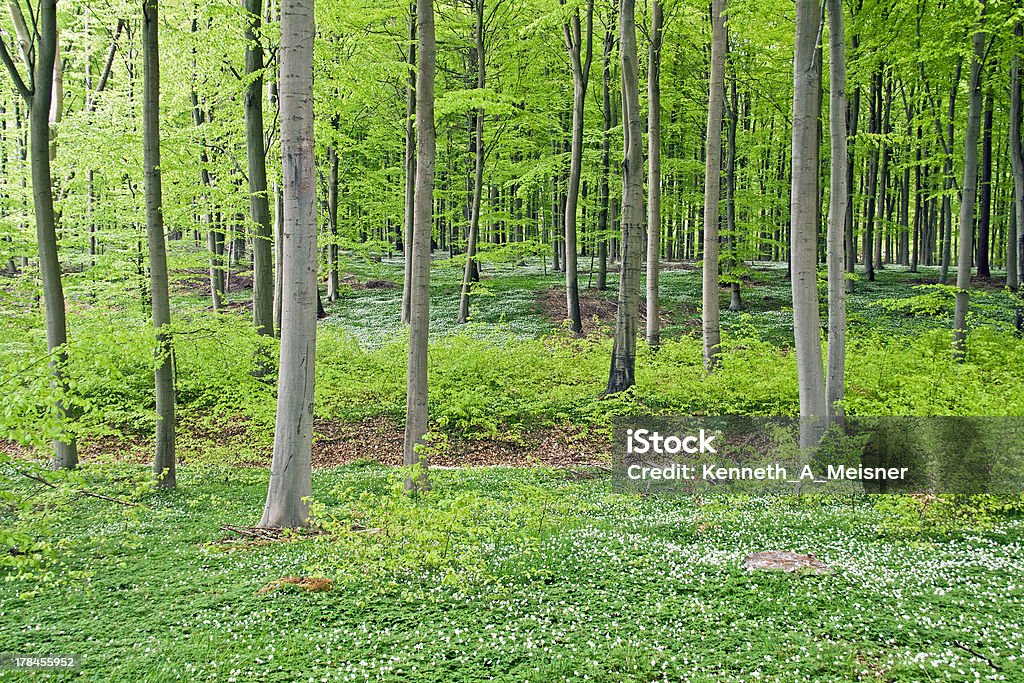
4,251 -> 1024,681
1,466 -> 1022,682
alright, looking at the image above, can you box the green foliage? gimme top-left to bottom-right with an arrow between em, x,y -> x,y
2,466 -> 1022,681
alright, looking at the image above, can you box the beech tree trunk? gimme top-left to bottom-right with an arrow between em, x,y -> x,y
596,12 -> 615,292
790,0 -> 826,446
645,0 -> 662,347
244,0 -> 274,336
1,0 -> 78,468
404,0 -> 435,491
1010,22 -> 1023,293
940,59 -> 963,284
826,0 -> 848,420
952,13 -> 987,361
702,0 -> 726,370
606,0 -> 643,394
457,0 -> 484,325
401,4 -> 416,324
326,145 -> 340,301
260,0 -> 317,527
977,92 -> 993,278
143,0 -> 175,488
562,0 -> 593,335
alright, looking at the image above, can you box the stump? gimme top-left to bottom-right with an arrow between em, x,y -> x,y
743,551 -> 830,574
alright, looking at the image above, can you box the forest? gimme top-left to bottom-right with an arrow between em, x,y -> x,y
1,0 -> 1024,679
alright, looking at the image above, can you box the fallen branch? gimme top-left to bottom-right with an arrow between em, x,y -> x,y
15,468 -> 139,507
954,641 -> 1002,671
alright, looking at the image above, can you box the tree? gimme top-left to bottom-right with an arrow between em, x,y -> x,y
458,0 -> 485,326
0,0 -> 78,469
826,0 -> 848,419
143,0 -> 176,488
1011,21 -> 1023,293
404,0 -> 435,491
952,6 -> 987,361
702,0 -> 726,371
401,4 -> 416,324
260,0 -> 317,528
596,6 -> 616,293
606,0 -> 643,395
645,0 -> 662,348
562,0 -> 594,336
244,0 -> 274,337
790,0 -> 826,445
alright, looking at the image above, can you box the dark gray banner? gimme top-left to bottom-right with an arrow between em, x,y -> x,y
611,416 -> 1024,495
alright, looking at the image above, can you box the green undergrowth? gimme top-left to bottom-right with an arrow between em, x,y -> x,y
0,465 -> 1021,682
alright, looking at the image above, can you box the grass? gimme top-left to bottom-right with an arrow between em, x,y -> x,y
1,465 -> 1022,682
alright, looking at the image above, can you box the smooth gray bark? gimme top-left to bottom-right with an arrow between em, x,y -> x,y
244,0 -> 274,336
1010,23 -> 1023,293
702,0 -> 726,370
790,0 -> 826,446
645,0 -> 662,348
404,0 -> 435,491
143,0 -> 175,487
562,0 -> 594,335
457,0 -> 484,325
826,0 -> 847,420
326,146 -> 340,301
401,4 -> 416,324
0,0 -> 78,468
260,0 -> 317,527
606,0 -> 643,394
952,15 -> 987,361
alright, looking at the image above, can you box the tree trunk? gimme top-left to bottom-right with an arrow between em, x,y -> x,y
143,0 -> 175,488
702,0 -> 726,370
845,83 -> 859,292
597,15 -> 615,292
244,0 -> 274,336
826,0 -> 847,420
562,0 -> 594,335
404,0 -> 435,491
4,0 -> 79,469
940,59 -> 963,284
401,4 -> 416,323
726,40 -> 742,313
326,146 -> 340,301
259,0 -> 317,527
1010,22 -> 1023,293
645,0 -> 662,347
790,0 -> 826,446
977,91 -> 993,278
457,0 -> 485,325
606,0 -> 643,394
952,14 -> 987,361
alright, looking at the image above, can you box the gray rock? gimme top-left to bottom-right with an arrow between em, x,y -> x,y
743,551 -> 831,574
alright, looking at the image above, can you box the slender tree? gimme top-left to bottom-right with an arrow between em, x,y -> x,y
606,0 -> 643,394
404,0 -> 435,490
457,0 -> 485,325
790,0 -> 826,445
401,4 -> 417,324
596,7 -> 615,292
244,0 -> 274,336
645,0 -> 663,348
826,0 -> 848,419
0,0 -> 78,469
702,0 -> 726,370
260,0 -> 317,527
562,0 -> 594,335
952,8 -> 987,361
1010,21 -> 1023,293
143,0 -> 175,487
